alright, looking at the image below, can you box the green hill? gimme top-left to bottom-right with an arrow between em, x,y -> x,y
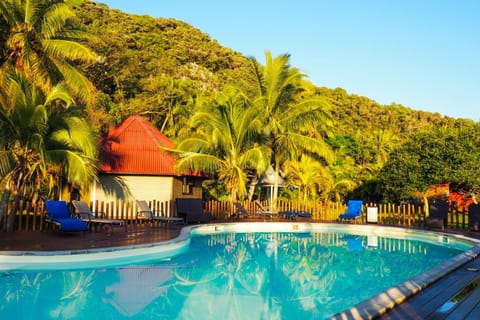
72,2 -> 480,201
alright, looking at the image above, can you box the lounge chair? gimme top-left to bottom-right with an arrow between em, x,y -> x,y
175,198 -> 212,224
44,200 -> 88,232
254,200 -> 278,217
280,210 -> 312,220
425,200 -> 449,229
232,202 -> 250,219
468,203 -> 480,231
136,200 -> 184,225
338,200 -> 363,223
72,200 -> 127,232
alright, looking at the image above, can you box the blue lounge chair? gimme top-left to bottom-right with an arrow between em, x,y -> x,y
339,200 -> 363,223
45,200 -> 88,231
281,210 -> 312,220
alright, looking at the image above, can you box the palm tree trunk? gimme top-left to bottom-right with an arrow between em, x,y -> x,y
247,174 -> 259,201
423,195 -> 430,218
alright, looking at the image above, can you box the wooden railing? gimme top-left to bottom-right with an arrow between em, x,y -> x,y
0,198 -> 470,232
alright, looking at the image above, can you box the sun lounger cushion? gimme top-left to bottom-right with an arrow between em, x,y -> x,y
45,200 -> 88,231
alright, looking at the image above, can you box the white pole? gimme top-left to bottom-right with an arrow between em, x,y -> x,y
91,179 -> 97,205
270,185 -> 273,212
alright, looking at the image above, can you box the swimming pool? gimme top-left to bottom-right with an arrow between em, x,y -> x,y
0,223 -> 479,319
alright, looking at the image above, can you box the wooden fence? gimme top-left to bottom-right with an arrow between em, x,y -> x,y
0,198 -> 471,232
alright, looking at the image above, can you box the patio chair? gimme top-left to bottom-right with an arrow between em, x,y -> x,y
338,200 -> 363,223
280,210 -> 312,220
232,202 -> 250,219
468,203 -> 480,231
136,200 -> 184,225
425,200 -> 449,230
175,198 -> 212,224
254,200 -> 279,218
44,200 -> 88,232
0,189 -> 11,226
72,200 -> 127,232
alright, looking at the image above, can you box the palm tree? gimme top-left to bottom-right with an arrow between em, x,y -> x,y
173,85 -> 270,209
371,129 -> 399,167
0,0 -> 98,105
283,155 -> 333,202
0,72 -> 98,204
248,51 -> 334,208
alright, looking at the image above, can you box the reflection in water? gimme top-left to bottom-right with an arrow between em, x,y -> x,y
0,232 -> 465,319
103,267 -> 173,317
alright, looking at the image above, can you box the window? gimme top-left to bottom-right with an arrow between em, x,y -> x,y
182,176 -> 194,195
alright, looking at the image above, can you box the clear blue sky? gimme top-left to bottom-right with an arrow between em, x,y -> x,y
101,0 -> 479,121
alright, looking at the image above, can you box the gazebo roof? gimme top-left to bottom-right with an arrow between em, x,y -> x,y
99,115 -> 177,175
259,165 -> 285,186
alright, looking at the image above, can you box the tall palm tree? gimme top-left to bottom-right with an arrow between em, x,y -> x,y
174,86 -> 270,208
0,71 -> 98,203
249,51 -> 334,208
0,0 -> 98,105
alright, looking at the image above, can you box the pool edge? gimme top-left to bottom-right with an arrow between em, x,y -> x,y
2,221 -> 480,319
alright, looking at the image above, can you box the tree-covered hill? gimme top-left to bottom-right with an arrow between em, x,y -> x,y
74,2 -> 475,136
69,2 -> 480,202
74,2 -> 254,131
2,0 -> 479,204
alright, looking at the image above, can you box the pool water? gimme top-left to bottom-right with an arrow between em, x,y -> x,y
0,227 -> 472,319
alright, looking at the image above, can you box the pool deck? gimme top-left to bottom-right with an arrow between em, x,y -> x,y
2,220 -> 480,319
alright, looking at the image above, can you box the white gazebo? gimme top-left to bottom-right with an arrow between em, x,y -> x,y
258,166 -> 285,212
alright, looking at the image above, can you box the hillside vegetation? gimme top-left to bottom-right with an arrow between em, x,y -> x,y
1,0 -> 478,204
72,2 -> 480,201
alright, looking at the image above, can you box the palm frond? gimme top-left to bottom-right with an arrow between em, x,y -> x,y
43,39 -> 98,62
175,153 -> 221,174
54,60 -> 97,105
0,0 -> 16,26
0,151 -> 14,178
41,2 -> 74,39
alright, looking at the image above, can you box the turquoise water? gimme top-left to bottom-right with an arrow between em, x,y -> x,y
0,230 -> 471,319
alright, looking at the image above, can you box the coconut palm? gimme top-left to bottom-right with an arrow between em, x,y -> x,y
248,51 -> 334,208
371,129 -> 399,167
283,154 -> 333,202
174,85 -> 270,208
0,72 -> 98,203
0,0 -> 98,105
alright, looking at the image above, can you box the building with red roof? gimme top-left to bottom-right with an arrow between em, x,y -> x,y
90,115 -> 202,212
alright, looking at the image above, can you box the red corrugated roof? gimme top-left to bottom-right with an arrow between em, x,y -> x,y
100,115 -> 178,175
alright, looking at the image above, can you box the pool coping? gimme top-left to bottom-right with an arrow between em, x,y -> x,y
1,222 -> 479,319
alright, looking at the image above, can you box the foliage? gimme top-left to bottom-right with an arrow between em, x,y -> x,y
248,52 -> 334,206
1,1 -> 479,203
173,85 -> 270,204
73,2 -> 252,132
380,125 -> 480,202
0,72 -> 98,200
0,0 -> 98,106
283,155 -> 333,202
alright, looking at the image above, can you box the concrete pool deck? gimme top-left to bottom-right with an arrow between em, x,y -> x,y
1,221 -> 480,319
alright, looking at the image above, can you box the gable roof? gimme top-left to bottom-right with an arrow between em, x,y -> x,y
99,115 -> 178,175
